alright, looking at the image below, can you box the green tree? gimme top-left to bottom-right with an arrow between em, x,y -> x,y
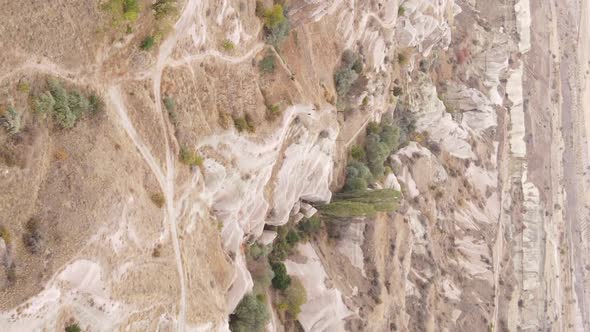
141,36 -> 155,50
259,55 -> 276,74
263,5 -> 285,29
285,229 -> 300,246
281,277 -> 307,318
271,262 -> 291,290
230,294 -> 270,332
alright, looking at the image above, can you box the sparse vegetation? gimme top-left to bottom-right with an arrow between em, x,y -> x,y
230,294 -> 270,332
279,277 -> 307,319
152,0 -> 178,20
271,262 -> 291,290
23,218 -> 44,254
89,94 -> 105,114
398,5 -> 405,17
259,54 -> 276,74
259,4 -> 291,47
65,323 -> 82,332
222,39 -> 235,51
265,103 -> 282,121
233,115 -> 255,133
1,106 -> 22,135
179,147 -> 203,167
102,0 -> 140,25
140,36 -> 155,50
34,78 -> 91,129
17,81 -> 30,94
150,192 -> 166,208
393,86 -> 403,97
297,215 -> 322,240
398,52 -> 408,66
350,145 -> 365,161
334,50 -> 363,99
0,225 -> 11,244
163,96 -> 175,112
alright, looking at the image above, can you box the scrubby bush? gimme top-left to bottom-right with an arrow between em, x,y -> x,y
89,94 -> 105,114
179,147 -> 203,167
334,68 -> 358,97
393,86 -> 403,97
35,78 -> 90,129
248,243 -> 267,260
0,225 -> 11,244
233,115 -> 255,133
230,294 -> 270,332
141,36 -> 155,50
102,0 -> 140,25
266,104 -> 281,121
163,96 -> 175,112
65,323 -> 81,332
398,52 -> 408,65
222,39 -> 235,51
280,277 -> 307,318
334,50 -> 363,98
152,0 -> 178,20
350,145 -> 365,161
298,216 -> 322,239
150,192 -> 166,208
259,54 -> 276,74
261,4 -> 290,47
271,262 -> 291,290
1,106 -> 21,135
344,160 -> 373,191
398,5 -> 405,16
22,218 -> 43,254
285,229 -> 300,246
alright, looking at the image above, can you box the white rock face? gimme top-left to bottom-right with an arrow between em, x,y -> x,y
285,243 -> 352,332
409,76 -> 475,159
198,104 -> 338,312
337,222 -> 367,276
396,0 -> 461,55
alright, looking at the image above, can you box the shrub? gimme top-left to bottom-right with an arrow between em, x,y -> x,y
17,81 -> 30,93
298,216 -> 321,239
350,145 -> 365,161
222,39 -> 235,51
1,106 -> 21,135
393,86 -> 403,97
179,147 -> 203,167
140,36 -> 155,50
230,294 -> 270,332
152,0 -> 178,20
150,192 -> 166,208
35,78 -> 90,129
266,104 -> 281,121
23,218 -> 43,254
233,115 -> 255,133
398,5 -> 405,16
398,52 -> 408,65
0,225 -> 11,244
263,5 -> 286,29
344,160 -> 373,191
163,96 -> 175,112
281,277 -> 307,318
334,68 -> 358,97
271,262 -> 291,290
285,229 -> 300,246
248,243 -> 267,260
259,55 -> 276,74
102,0 -> 140,25
65,323 -> 81,332
261,4 -> 290,47
89,94 -> 105,114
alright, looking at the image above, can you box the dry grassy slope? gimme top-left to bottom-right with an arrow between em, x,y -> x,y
0,0 -> 357,329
